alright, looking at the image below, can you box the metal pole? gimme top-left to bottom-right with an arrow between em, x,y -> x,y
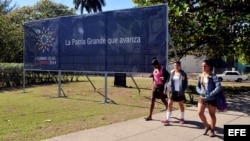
58,70 -> 61,97
131,76 -> 140,95
86,75 -> 96,91
23,69 -> 26,93
104,72 -> 108,103
166,3 -> 169,70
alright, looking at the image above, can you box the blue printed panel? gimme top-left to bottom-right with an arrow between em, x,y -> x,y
23,4 -> 168,73
59,14 -> 106,71
24,18 -> 60,70
105,5 -> 167,72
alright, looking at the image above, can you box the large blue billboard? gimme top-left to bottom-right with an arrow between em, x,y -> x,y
23,4 -> 168,73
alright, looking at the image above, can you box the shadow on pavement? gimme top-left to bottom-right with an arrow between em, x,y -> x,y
226,91 -> 250,115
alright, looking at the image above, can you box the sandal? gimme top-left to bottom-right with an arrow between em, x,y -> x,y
144,117 -> 152,121
203,125 -> 211,135
209,130 -> 215,137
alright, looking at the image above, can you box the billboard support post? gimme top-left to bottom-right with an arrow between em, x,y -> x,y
86,75 -> 96,91
23,69 -> 26,93
58,70 -> 62,97
131,76 -> 140,95
104,72 -> 108,103
166,3 -> 169,70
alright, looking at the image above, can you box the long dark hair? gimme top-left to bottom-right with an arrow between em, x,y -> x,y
174,60 -> 181,66
203,59 -> 214,72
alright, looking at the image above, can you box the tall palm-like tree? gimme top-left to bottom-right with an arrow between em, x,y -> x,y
73,0 -> 105,14
0,0 -> 16,14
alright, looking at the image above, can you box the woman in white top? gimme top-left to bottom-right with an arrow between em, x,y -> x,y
162,60 -> 188,125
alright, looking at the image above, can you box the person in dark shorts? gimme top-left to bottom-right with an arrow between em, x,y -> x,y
196,59 -> 222,137
145,57 -> 170,121
162,60 -> 188,125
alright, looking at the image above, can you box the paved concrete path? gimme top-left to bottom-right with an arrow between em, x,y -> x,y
43,92 -> 250,141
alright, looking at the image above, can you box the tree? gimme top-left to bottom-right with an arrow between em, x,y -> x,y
0,0 -> 16,14
73,0 -> 105,14
132,0 -> 250,64
33,0 -> 76,19
0,14 -> 23,62
7,0 -> 75,25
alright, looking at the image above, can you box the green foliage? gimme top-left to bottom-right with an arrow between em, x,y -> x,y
0,63 -> 82,88
0,14 -> 23,62
132,0 -> 250,64
8,0 -> 76,24
33,0 -> 76,20
0,62 -> 23,69
0,0 -> 16,14
0,63 -> 23,87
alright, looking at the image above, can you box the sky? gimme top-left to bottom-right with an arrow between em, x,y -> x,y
12,0 -> 136,12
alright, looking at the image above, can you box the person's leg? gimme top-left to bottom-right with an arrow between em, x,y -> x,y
159,85 -> 168,111
179,100 -> 185,112
207,105 -> 217,137
145,88 -> 156,120
162,98 -> 173,124
178,100 -> 185,123
161,98 -> 168,110
145,97 -> 155,120
197,101 -> 210,134
183,93 -> 187,103
149,98 -> 155,117
162,92 -> 174,124
167,98 -> 173,113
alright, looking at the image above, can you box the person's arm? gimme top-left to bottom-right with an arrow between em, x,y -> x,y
163,67 -> 170,84
182,71 -> 188,92
165,71 -> 173,94
162,67 -> 169,93
209,75 -> 223,96
196,76 -> 206,97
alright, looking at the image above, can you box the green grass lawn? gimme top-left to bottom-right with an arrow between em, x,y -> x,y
0,76 -> 163,141
0,75 -> 249,141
